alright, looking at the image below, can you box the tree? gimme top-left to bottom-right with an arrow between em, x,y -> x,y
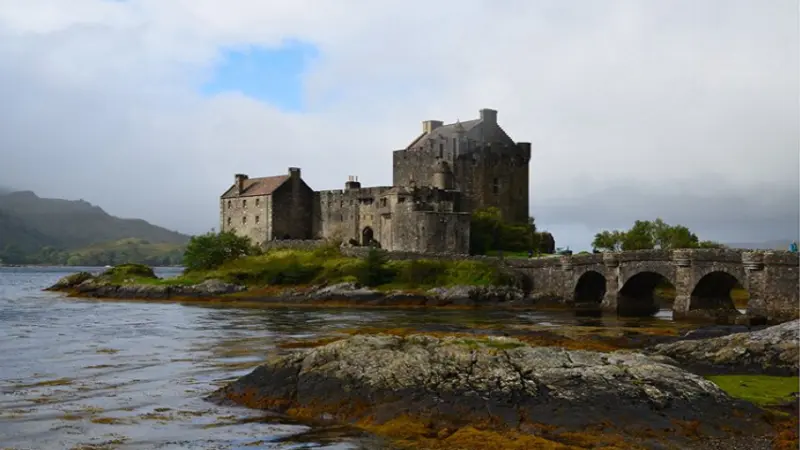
469,207 -> 552,255
183,231 -> 259,272
592,230 -> 624,252
593,218 -> 718,252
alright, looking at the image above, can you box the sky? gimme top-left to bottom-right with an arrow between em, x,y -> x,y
0,0 -> 798,251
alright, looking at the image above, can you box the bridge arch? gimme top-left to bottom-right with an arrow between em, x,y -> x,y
689,270 -> 747,314
573,270 -> 606,316
617,271 -> 675,317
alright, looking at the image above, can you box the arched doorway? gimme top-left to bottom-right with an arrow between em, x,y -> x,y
362,227 -> 374,246
618,271 -> 674,317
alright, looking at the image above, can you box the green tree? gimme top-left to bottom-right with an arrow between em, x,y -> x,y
183,231 -> 258,272
359,247 -> 391,286
469,207 -> 550,255
592,230 -> 624,252
593,218 -> 720,252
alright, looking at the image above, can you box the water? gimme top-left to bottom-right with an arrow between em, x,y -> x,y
0,267 -> 680,449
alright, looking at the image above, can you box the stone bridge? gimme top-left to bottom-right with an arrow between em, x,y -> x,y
504,248 -> 799,323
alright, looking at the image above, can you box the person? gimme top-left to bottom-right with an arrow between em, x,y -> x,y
790,241 -> 798,253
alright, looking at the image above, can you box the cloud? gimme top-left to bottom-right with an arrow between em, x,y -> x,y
0,0 -> 797,250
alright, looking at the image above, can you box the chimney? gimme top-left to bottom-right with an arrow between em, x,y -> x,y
288,167 -> 301,179
234,173 -> 248,194
479,108 -> 497,125
345,175 -> 361,190
422,120 -> 444,134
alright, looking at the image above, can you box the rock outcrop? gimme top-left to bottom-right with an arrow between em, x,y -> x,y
46,272 -> 245,300
212,334 -> 768,447
652,319 -> 799,375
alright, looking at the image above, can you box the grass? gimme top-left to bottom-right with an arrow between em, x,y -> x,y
136,247 -> 516,291
706,375 -> 798,406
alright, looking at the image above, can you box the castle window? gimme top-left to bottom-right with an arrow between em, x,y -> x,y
255,215 -> 260,224
255,198 -> 260,207
380,198 -> 387,207
227,217 -> 232,226
242,199 -> 247,209
242,216 -> 247,224
398,197 -> 406,203
438,143 -> 443,158
492,178 -> 500,194
227,200 -> 232,209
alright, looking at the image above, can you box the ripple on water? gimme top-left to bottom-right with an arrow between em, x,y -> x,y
0,266 -> 693,449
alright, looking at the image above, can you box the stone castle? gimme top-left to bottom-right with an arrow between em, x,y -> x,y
220,108 -> 531,254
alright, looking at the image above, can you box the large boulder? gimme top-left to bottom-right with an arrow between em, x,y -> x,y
652,319 -> 799,375
212,334 -> 769,447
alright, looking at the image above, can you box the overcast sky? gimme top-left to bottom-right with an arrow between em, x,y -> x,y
0,0 -> 797,250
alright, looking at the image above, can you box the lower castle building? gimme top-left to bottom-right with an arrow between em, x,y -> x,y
220,108 -> 531,254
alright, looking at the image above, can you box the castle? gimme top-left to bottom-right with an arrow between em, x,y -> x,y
220,108 -> 531,254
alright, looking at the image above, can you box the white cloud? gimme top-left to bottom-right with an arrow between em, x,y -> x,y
0,0 -> 797,249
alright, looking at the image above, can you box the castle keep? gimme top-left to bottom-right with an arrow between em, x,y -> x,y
220,108 -> 531,254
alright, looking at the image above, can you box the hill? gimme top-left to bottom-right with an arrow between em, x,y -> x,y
0,190 -> 190,265
726,240 -> 797,251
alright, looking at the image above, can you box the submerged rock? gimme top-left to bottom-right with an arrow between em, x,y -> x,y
652,319 -> 799,375
212,333 -> 767,444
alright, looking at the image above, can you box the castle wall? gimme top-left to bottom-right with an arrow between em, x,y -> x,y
393,143 -> 530,224
393,147 -> 440,187
452,143 -> 531,223
271,177 -> 314,239
220,194 -> 270,245
314,186 -> 392,245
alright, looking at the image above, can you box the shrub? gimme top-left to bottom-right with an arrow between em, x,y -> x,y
102,263 -> 156,279
183,231 -> 259,272
359,248 -> 392,286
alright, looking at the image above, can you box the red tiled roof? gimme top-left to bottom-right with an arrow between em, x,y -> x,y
220,175 -> 289,198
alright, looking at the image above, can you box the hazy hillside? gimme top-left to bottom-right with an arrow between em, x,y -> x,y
726,240 -> 796,251
0,190 -> 189,249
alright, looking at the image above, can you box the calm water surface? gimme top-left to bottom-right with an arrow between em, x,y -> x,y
0,267 -> 677,449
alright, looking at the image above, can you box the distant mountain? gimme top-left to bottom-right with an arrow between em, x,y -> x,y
725,239 -> 797,251
0,190 -> 190,264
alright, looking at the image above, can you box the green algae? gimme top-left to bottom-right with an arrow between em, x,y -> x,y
706,375 -> 799,406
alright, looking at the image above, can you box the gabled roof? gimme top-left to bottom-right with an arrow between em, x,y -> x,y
220,175 -> 289,199
407,119 -> 482,149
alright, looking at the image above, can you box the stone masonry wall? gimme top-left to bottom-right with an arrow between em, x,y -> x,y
220,194 -> 270,245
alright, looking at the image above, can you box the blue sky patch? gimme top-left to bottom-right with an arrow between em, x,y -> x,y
202,40 -> 318,112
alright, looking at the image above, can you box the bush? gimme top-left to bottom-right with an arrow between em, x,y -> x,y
102,263 -> 156,279
183,231 -> 259,272
359,248 -> 392,286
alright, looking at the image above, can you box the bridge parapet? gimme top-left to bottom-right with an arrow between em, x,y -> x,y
615,249 -> 672,262
761,251 -> 800,267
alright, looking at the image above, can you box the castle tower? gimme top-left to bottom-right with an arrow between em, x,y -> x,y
432,160 -> 454,190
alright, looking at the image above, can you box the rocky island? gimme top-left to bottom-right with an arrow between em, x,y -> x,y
45,248 -> 535,308
211,321 -> 799,449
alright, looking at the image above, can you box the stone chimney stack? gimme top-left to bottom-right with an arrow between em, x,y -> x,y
345,175 -> 361,190
422,120 -> 444,134
479,108 -> 497,125
288,167 -> 301,179
235,173 -> 248,194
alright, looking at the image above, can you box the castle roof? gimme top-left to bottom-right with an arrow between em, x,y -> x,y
407,119 -> 481,149
220,175 -> 289,198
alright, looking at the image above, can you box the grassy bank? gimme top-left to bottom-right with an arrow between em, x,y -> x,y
109,247 -> 517,291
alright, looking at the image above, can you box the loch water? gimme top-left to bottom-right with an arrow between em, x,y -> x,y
0,266 -> 677,450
